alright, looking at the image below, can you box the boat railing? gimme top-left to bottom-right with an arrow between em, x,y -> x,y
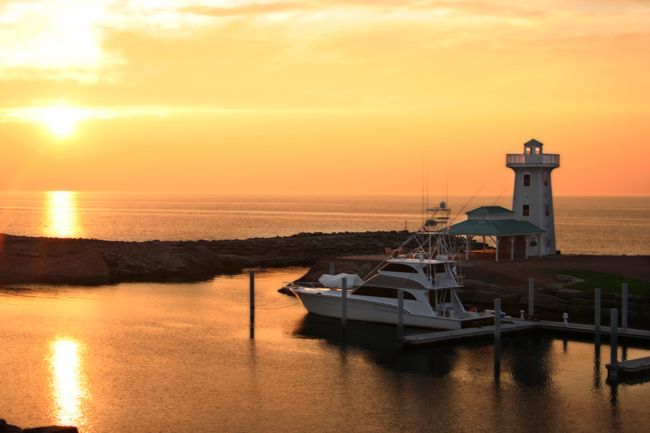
288,281 -> 323,288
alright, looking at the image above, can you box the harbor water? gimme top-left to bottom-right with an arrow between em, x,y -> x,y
1,269 -> 649,433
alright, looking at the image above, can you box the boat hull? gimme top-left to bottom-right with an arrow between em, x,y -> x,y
291,288 -> 492,330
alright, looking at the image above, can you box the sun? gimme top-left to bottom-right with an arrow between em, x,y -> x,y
40,106 -> 83,137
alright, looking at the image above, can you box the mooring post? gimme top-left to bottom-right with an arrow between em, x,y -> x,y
341,278 -> 348,330
594,287 -> 601,332
329,261 -> 335,275
494,298 -> 502,341
621,283 -> 628,329
397,288 -> 404,342
494,298 -> 502,380
249,271 -> 255,338
528,277 -> 535,319
610,308 -> 619,380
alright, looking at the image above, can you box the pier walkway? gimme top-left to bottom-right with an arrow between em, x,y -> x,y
404,319 -> 650,346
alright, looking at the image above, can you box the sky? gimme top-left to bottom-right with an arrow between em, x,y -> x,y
0,0 -> 648,195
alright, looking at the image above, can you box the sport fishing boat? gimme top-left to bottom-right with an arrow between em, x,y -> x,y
289,203 -> 494,330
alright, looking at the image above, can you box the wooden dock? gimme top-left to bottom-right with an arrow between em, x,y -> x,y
607,356 -> 650,382
404,319 -> 650,346
405,320 -> 535,345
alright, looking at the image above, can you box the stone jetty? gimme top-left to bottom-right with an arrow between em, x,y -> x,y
0,419 -> 77,433
0,231 -> 407,285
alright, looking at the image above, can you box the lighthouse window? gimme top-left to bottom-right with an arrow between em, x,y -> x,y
523,204 -> 530,217
544,174 -> 548,187
545,205 -> 549,216
523,174 -> 531,187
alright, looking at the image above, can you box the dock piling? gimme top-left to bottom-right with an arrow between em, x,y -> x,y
610,308 -> 619,381
397,288 -> 404,342
528,278 -> 535,318
249,271 -> 255,339
329,261 -> 335,275
341,278 -> 348,330
621,283 -> 628,329
494,298 -> 502,380
594,288 -> 601,343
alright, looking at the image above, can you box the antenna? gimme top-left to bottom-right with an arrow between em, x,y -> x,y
425,148 -> 430,214
449,187 -> 483,226
445,158 -> 449,207
492,186 -> 508,206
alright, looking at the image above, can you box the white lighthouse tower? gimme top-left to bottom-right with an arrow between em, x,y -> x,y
506,139 -> 560,256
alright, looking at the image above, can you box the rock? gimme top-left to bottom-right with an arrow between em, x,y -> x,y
0,419 -> 23,433
23,428 -> 78,433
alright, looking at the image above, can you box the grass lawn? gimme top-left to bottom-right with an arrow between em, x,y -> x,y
560,269 -> 650,296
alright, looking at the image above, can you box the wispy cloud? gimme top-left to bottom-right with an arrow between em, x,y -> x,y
182,2 -> 310,17
0,0 -> 648,111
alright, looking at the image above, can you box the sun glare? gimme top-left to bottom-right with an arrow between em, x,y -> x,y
50,337 -> 87,427
40,106 -> 83,137
45,190 -> 81,238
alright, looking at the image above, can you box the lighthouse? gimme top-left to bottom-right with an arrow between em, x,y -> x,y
506,139 -> 560,256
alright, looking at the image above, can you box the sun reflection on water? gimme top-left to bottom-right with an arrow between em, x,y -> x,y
45,191 -> 81,238
50,338 -> 87,427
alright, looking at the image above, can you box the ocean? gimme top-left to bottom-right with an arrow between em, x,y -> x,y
0,192 -> 648,255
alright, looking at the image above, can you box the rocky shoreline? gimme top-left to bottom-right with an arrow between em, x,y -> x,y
0,231 -> 407,285
0,419 -> 76,433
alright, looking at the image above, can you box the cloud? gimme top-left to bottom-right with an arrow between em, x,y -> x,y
182,2 -> 310,17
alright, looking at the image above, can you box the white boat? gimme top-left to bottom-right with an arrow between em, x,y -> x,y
289,203 -> 494,330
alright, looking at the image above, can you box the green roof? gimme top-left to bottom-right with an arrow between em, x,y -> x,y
447,219 -> 543,236
466,206 -> 513,216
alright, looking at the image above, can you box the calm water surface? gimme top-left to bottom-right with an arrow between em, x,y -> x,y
0,192 -> 648,254
1,269 -> 649,433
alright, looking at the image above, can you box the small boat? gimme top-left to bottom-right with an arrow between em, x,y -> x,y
289,203 -> 495,330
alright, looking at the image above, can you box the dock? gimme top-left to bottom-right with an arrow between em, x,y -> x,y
404,319 -> 650,346
405,320 -> 536,345
404,283 -> 650,346
607,356 -> 650,382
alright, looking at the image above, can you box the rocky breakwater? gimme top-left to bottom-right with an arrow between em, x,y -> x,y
0,419 -> 77,433
0,231 -> 407,285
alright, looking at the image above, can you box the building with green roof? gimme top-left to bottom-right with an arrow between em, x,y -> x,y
446,205 -> 544,261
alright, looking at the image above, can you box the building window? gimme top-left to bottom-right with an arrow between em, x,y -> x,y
545,204 -> 549,216
523,204 -> 530,217
523,174 -> 531,187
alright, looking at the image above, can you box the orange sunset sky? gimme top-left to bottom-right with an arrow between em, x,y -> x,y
0,0 -> 648,195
